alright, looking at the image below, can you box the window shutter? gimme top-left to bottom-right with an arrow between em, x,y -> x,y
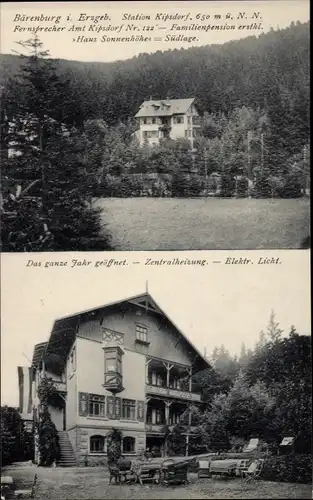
137,401 -> 145,422
78,392 -> 89,416
115,397 -> 121,419
107,396 -> 115,419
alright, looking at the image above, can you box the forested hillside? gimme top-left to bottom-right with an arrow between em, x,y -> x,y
0,23 -> 310,250
0,21 -> 309,127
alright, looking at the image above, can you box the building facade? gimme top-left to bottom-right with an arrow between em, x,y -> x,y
134,98 -> 202,148
18,293 -> 209,466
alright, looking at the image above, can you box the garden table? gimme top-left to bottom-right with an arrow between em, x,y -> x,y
131,460 -> 162,484
210,460 -> 237,478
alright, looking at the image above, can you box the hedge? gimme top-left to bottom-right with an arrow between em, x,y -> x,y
262,454 -> 312,484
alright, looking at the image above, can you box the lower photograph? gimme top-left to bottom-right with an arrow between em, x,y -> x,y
1,251 -> 311,499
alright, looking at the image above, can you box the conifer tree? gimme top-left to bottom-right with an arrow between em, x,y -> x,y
1,37 -> 111,251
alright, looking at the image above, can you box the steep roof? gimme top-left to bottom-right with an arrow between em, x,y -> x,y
34,292 -> 210,375
135,98 -> 195,118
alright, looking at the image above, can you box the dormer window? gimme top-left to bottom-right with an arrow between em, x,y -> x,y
136,324 -> 148,343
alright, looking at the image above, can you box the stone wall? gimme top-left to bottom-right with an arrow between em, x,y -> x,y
73,426 -> 146,466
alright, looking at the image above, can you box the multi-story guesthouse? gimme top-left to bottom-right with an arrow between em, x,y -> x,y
18,292 -> 209,466
134,98 -> 202,148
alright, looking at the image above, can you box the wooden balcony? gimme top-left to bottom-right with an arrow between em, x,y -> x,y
145,423 -> 199,434
145,423 -> 165,433
53,380 -> 67,393
146,384 -> 201,402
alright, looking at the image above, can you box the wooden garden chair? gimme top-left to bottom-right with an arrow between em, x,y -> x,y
240,459 -> 264,485
198,460 -> 211,479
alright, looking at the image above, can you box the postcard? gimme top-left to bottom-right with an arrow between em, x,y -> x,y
0,0 -> 310,251
0,2 -> 311,499
1,249 -> 311,496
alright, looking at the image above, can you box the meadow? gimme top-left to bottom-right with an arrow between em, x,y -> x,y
96,198 -> 310,250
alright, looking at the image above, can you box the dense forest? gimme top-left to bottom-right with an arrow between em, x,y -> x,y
169,312 -> 312,482
0,22 -> 310,250
0,21 -> 310,126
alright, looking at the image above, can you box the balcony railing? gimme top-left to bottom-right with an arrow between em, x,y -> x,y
146,384 -> 201,402
53,380 -> 67,392
145,423 -> 199,433
145,423 -> 165,433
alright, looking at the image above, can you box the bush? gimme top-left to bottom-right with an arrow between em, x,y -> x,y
106,428 -> 122,465
262,454 -> 312,484
236,176 -> 249,198
281,174 -> 303,198
37,405 -> 60,466
220,175 -> 236,197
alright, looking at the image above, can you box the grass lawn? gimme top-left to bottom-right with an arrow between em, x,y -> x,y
96,198 -> 310,250
2,465 -> 311,500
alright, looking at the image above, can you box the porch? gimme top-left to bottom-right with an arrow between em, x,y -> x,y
145,357 -> 201,403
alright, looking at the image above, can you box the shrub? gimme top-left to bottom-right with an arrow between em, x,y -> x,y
236,176 -> 249,198
106,428 -> 122,465
220,175 -> 236,197
37,407 -> 60,466
36,377 -> 61,466
262,454 -> 312,484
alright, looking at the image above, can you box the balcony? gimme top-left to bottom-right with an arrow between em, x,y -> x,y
53,380 -> 67,393
146,384 -> 201,402
145,423 -> 165,434
145,423 -> 199,434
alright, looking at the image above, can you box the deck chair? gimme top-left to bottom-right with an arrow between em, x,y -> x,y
198,460 -> 211,479
279,436 -> 295,455
243,438 -> 259,453
14,474 -> 38,499
241,459 -> 264,485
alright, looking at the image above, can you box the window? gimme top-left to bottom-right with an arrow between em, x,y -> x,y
156,374 -> 165,387
103,347 -> 123,392
169,413 -> 181,425
122,399 -> 136,420
136,324 -> 148,343
169,378 -> 181,390
123,436 -> 135,454
173,115 -> 184,124
105,349 -> 122,375
156,408 -> 164,424
90,435 -> 106,453
146,131 -> 158,139
88,394 -> 105,417
142,118 -> 147,125
152,118 -> 156,124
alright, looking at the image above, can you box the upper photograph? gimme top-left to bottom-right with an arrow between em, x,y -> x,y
0,1 -> 310,252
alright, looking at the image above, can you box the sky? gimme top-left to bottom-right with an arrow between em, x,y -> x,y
1,250 -> 310,407
0,1 -> 310,63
